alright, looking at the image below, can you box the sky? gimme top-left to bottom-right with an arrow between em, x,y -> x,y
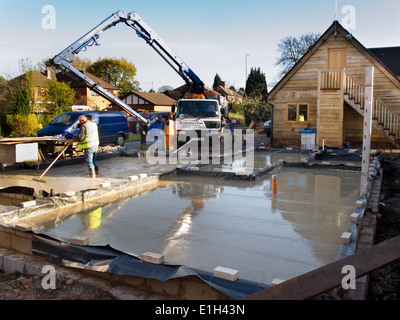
0,0 -> 399,92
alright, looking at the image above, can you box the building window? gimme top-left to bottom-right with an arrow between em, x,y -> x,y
287,103 -> 309,122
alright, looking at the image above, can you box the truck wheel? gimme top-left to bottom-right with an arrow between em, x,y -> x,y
115,134 -> 126,146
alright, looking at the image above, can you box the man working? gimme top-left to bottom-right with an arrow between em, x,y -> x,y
73,115 -> 100,178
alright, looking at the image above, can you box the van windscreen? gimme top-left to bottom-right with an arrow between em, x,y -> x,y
50,113 -> 79,126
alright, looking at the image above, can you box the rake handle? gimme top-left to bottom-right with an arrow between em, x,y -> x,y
36,143 -> 70,181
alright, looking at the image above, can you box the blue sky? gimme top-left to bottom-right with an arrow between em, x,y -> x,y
1,0 -> 399,91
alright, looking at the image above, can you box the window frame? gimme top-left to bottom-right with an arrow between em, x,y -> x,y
286,103 -> 310,123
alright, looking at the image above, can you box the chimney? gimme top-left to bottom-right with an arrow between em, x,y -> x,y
220,81 -> 226,88
45,66 -> 51,79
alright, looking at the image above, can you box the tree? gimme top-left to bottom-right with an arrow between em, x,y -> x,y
39,56 -> 93,74
245,67 -> 268,99
44,79 -> 75,117
87,57 -> 140,96
71,56 -> 93,71
213,73 -> 222,89
157,85 -> 173,93
13,88 -> 31,116
242,95 -> 271,126
275,32 -> 321,78
7,86 -> 41,137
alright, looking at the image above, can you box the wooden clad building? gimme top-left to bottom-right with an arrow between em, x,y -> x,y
267,21 -> 400,149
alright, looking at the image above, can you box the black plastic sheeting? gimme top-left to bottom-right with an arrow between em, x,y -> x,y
31,232 -> 268,299
315,149 -> 363,162
0,186 -> 35,196
160,162 -> 281,182
282,161 -> 361,171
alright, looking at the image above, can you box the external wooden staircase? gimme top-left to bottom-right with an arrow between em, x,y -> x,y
321,69 -> 400,148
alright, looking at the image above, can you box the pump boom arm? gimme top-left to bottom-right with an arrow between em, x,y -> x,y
47,10 -> 205,123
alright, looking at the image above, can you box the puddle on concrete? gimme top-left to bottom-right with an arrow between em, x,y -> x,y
25,164 -> 361,285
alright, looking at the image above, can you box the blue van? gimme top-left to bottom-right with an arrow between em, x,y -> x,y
37,111 -> 130,147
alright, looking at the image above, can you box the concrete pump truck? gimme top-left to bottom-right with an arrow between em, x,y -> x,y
47,10 -> 229,150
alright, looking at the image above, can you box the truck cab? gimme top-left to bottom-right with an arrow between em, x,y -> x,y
175,98 -> 228,147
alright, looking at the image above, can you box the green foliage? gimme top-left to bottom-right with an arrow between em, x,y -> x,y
245,67 -> 268,99
6,113 -> 42,137
13,88 -> 32,116
213,73 -> 222,89
157,85 -> 174,93
87,57 -> 140,96
44,79 -> 75,117
242,96 -> 271,126
231,103 -> 244,115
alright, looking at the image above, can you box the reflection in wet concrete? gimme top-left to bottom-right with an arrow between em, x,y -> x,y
29,161 -> 361,285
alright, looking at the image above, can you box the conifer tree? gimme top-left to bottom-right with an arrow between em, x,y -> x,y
13,88 -> 31,117
245,67 -> 268,99
212,73 -> 222,89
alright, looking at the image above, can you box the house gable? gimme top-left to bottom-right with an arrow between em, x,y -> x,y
121,91 -> 177,112
268,20 -> 400,148
268,21 -> 400,101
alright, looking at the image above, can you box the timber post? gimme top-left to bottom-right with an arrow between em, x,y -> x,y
360,67 -> 374,196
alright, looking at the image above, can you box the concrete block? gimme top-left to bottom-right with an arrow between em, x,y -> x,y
3,254 -> 26,273
15,223 -> 33,232
356,200 -> 364,208
271,279 -> 285,286
341,232 -> 352,244
0,248 -> 10,270
213,266 -> 239,282
0,231 -> 11,248
350,212 -> 360,222
142,252 -> 164,264
25,259 -> 47,276
69,235 -> 90,246
236,171 -> 247,175
99,182 -> 111,188
20,200 -> 36,208
138,173 -> 148,179
128,175 -> 139,181
10,234 -> 32,255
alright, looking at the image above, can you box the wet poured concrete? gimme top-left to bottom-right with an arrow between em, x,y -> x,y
10,152 -> 361,285
0,156 -> 175,196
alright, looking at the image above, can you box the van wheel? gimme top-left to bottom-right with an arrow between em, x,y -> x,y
115,134 -> 126,146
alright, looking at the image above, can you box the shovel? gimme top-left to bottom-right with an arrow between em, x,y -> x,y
33,143 -> 70,183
